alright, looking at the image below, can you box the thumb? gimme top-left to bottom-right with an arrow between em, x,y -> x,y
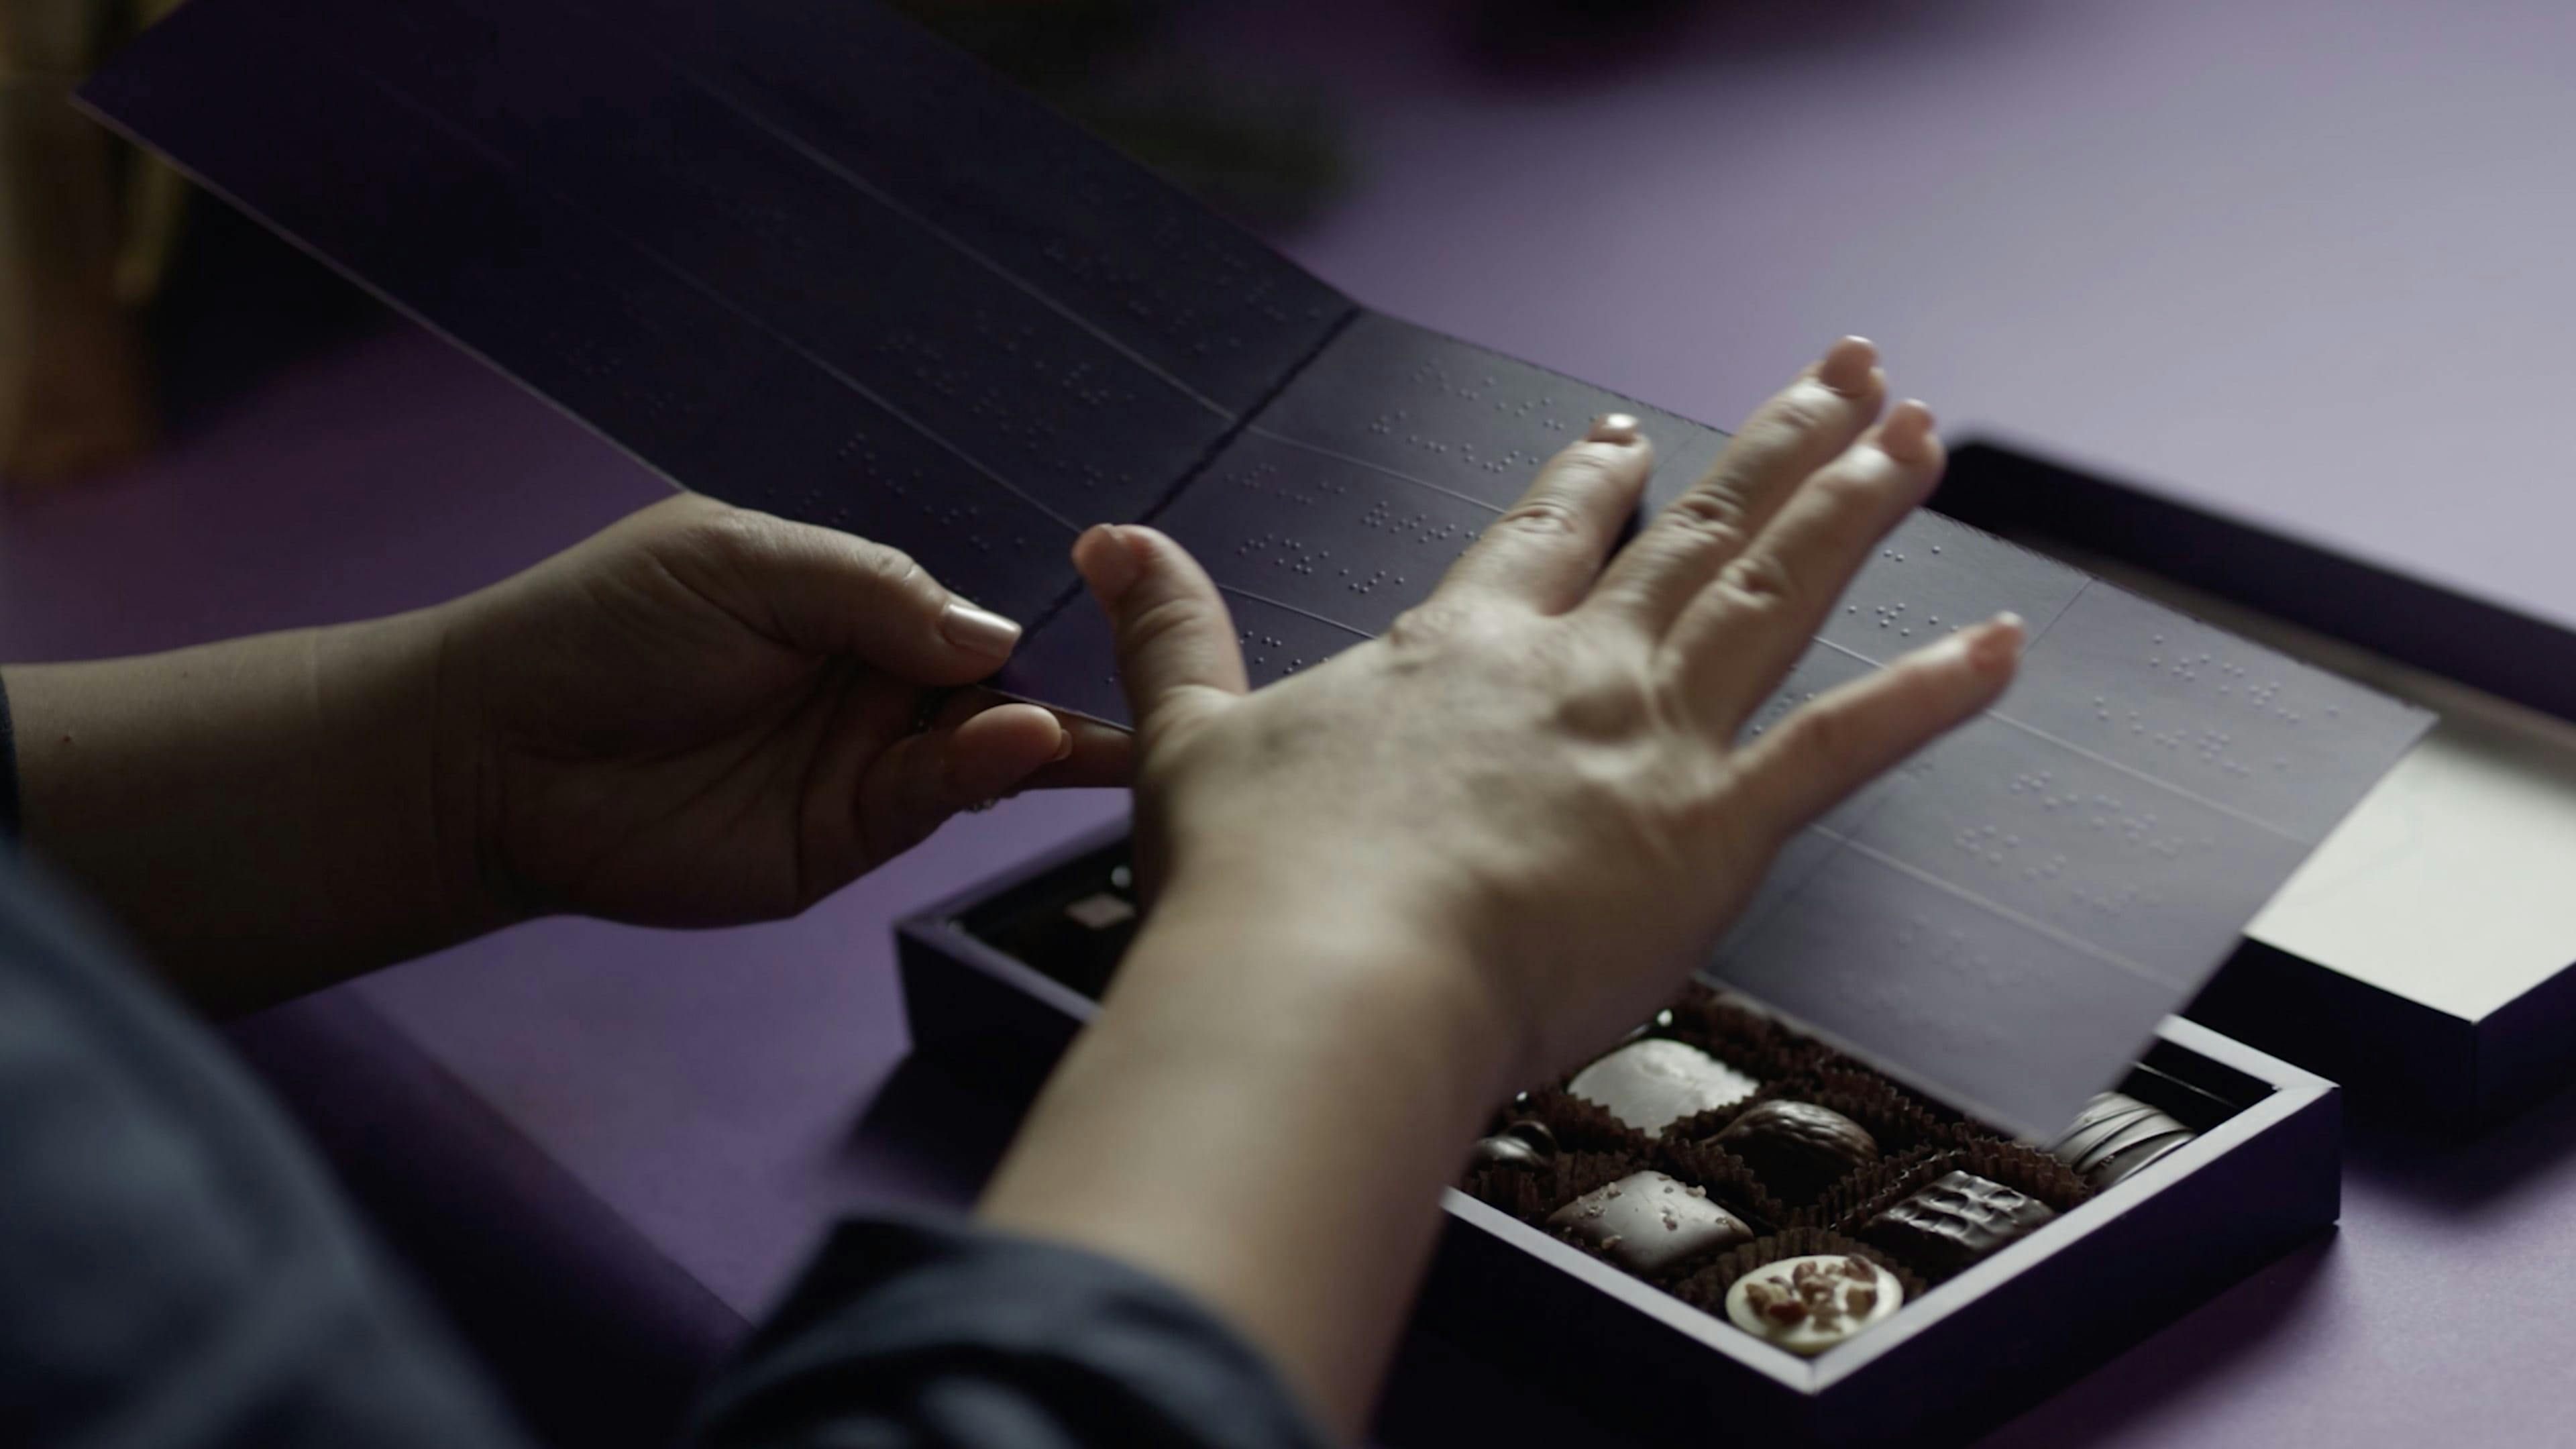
1072,525 -> 1247,739
668,506 -> 1027,684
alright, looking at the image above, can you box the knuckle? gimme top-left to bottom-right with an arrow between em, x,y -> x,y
1658,486 -> 1752,552
1715,549 -> 1801,614
1810,461 -> 1893,513
1548,447 -> 1625,490
1758,388 -> 1831,440
684,505 -> 789,564
1784,700 -> 1865,777
1120,592 -> 1205,657
853,541 -> 929,599
1494,493 -> 1589,540
1388,598 -> 1470,649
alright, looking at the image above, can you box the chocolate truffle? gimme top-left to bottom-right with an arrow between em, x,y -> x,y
2051,1092 -> 2196,1189
1566,1038 -> 1760,1137
1862,1171 -> 2055,1278
1547,1171 -> 1754,1276
1709,1101 -> 1880,1201
1469,1119 -> 1558,1172
1724,1254 -> 1902,1356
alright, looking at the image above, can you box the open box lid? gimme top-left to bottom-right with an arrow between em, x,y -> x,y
1942,441 -> 2576,1124
81,0 -> 2426,1139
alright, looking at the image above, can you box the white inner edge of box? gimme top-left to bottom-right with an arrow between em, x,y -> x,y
2018,541 -> 2576,1022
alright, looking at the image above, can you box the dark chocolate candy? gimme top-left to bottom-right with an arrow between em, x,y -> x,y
2051,1091 -> 2196,1189
1469,1119 -> 1558,1172
1709,1101 -> 1881,1202
1862,1170 -> 2056,1278
1547,1171 -> 1754,1276
1566,1038 -> 1760,1137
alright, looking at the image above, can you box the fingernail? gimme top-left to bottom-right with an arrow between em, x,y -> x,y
1049,725 -> 1075,762
1817,337 -> 1878,395
1073,524 -> 1142,603
1587,412 -> 1642,445
940,600 -> 1022,657
1970,612 -> 2025,672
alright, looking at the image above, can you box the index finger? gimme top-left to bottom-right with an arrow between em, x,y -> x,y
1585,337 -> 1884,634
1666,401 -> 1947,724
1433,415 -> 1656,614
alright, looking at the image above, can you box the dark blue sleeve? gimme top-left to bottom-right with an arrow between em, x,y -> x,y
0,796 -> 1324,1449
0,857 -> 535,1448
688,1218 -> 1332,1449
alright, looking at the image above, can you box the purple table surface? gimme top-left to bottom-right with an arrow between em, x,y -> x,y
13,0 -> 2576,1441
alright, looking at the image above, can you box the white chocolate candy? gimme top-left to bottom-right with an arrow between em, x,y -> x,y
1723,1254 -> 1902,1356
1566,1038 -> 1760,1137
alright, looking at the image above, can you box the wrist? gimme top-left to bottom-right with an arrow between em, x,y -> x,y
297,604 -> 524,960
983,858 -> 1525,1432
1126,868 -> 1531,1110
394,597 -> 527,939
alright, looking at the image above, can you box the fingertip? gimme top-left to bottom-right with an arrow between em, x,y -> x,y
1073,524 -> 1143,604
1080,525 -> 1248,719
1968,612 -> 2025,675
1587,412 -> 1642,445
1816,337 -> 1880,396
1878,400 -> 1938,464
1923,611 -> 2023,690
947,702 -> 1067,798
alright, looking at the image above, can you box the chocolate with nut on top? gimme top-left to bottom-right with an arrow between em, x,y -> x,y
1724,1254 -> 1902,1356
2051,1092 -> 2196,1190
1862,1171 -> 2056,1279
1546,1171 -> 1755,1276
1709,1100 -> 1881,1202
1566,1038 -> 1760,1137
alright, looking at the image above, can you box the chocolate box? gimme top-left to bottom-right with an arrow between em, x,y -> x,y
896,822 -> 2340,1446
1939,442 -> 2576,1130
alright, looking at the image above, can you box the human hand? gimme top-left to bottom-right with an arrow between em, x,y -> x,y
1077,339 -> 2021,1089
434,496 -> 1128,926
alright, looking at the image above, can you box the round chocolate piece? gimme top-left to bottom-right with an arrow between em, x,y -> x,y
1546,1171 -> 1754,1277
1470,1135 -> 1546,1171
2051,1091 -> 2195,1190
1709,1101 -> 1880,1202
1469,1119 -> 1558,1172
1566,1038 -> 1760,1138
1724,1254 -> 1902,1356
1862,1170 -> 2055,1279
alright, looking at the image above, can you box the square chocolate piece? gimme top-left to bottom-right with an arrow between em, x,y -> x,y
1862,1170 -> 2056,1279
1566,1038 -> 1760,1137
1548,1171 -> 1754,1276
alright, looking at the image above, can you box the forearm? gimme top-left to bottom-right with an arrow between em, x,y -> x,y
977,883 -> 1519,1441
3,608 -> 501,1012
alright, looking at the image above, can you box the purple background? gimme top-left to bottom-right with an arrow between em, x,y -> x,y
14,0 -> 2576,1441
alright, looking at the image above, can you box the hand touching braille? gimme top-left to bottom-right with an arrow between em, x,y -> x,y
1072,338 -> 2021,1087
984,340 -> 2017,1434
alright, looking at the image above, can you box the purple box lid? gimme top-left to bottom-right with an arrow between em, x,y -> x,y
80,0 -> 2428,1136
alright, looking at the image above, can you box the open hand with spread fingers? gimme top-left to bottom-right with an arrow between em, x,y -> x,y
983,339 -> 2023,1434
1074,337 -> 2021,1088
